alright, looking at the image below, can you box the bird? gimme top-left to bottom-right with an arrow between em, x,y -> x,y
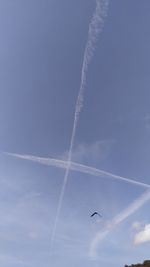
90,212 -> 102,218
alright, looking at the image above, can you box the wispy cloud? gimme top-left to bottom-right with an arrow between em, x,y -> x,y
134,224 -> 150,245
51,0 -> 109,247
132,221 -> 143,231
89,189 -> 150,258
56,234 -> 85,245
62,140 -> 114,164
0,173 -> 55,266
0,254 -> 31,266
5,152 -> 150,189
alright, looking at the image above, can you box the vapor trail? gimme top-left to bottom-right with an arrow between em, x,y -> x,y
51,0 -> 109,246
5,152 -> 150,189
89,189 -> 150,258
5,152 -> 150,255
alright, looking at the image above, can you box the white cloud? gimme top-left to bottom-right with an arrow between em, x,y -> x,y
134,224 -> 150,245
62,140 -> 114,163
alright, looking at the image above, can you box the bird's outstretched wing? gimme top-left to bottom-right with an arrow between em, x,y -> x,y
90,212 -> 102,217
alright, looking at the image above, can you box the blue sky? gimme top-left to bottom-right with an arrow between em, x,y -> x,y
0,0 -> 150,266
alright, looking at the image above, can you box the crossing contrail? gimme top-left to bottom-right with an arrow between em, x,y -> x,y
4,152 -> 150,190
50,0 -> 109,247
5,152 -> 150,256
89,189 -> 150,258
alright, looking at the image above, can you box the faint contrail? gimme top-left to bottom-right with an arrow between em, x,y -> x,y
5,152 -> 150,189
50,0 -> 109,246
89,189 -> 150,258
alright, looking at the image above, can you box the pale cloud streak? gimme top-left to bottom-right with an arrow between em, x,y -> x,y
63,140 -> 114,163
132,221 -> 143,231
5,152 -> 150,189
51,0 -> 109,248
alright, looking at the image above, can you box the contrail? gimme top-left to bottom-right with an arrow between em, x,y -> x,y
5,152 -> 150,255
5,152 -> 150,189
89,189 -> 150,258
50,0 -> 109,247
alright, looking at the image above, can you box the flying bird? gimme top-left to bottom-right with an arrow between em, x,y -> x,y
90,212 -> 102,218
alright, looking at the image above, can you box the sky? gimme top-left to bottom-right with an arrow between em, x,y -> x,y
0,0 -> 150,266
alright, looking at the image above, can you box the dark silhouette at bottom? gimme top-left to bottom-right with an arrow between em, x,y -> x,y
125,260 -> 150,267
